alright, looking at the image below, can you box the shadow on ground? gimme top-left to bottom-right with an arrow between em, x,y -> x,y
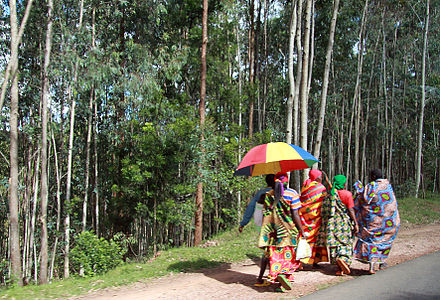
167,256 -> 277,293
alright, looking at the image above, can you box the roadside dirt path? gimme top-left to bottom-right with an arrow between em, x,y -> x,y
71,224 -> 440,300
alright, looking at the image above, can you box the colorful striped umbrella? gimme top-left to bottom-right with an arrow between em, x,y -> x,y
234,142 -> 319,176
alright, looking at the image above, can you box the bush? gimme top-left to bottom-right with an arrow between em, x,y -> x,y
0,258 -> 8,286
70,231 -> 123,277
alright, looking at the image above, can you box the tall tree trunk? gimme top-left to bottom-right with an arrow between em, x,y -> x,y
381,11 -> 390,180
0,0 -> 34,112
91,7 -> 100,237
83,88 -> 94,232
28,151 -> 40,283
415,0 -> 429,198
256,0 -> 261,133
362,33 -> 380,183
236,24 -> 243,222
248,0 -> 255,138
64,0 -> 84,278
313,0 -> 340,160
292,0 -> 303,191
39,0 -> 53,284
307,0 -> 315,96
353,0 -> 368,182
94,97 -> 100,236
8,0 -> 23,286
389,24 -> 398,182
262,0 -> 269,132
49,131 -> 61,280
300,0 -> 312,178
293,0 -> 303,147
286,0 -> 297,144
194,0 -> 208,246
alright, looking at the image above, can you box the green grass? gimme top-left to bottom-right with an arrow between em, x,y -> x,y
2,194 -> 440,299
0,225 -> 262,299
397,193 -> 440,226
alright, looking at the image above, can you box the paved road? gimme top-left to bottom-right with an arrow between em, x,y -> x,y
300,251 -> 440,300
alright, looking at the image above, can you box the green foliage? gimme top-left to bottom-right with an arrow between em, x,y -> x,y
0,258 -> 8,286
70,232 -> 123,277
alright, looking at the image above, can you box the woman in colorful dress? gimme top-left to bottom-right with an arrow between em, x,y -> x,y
299,169 -> 328,266
319,175 -> 359,275
258,174 -> 305,292
353,168 -> 400,274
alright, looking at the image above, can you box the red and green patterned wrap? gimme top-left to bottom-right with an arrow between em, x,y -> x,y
317,191 -> 354,265
299,181 -> 329,264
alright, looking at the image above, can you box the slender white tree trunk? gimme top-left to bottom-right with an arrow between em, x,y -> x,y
64,0 -> 84,278
39,0 -> 53,284
416,0 -> 429,198
286,0 -> 297,144
0,0 -> 34,112
313,0 -> 340,160
300,0 -> 312,179
82,87 -> 94,232
8,0 -> 23,286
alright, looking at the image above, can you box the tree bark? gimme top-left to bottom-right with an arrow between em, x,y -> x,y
313,0 -> 340,160
300,0 -> 312,178
39,0 -> 53,284
286,0 -> 297,144
49,131 -> 61,280
0,0 -> 34,112
194,0 -> 208,246
415,0 -> 429,198
82,88 -> 94,232
8,0 -> 23,286
248,0 -> 255,138
64,0 -> 84,278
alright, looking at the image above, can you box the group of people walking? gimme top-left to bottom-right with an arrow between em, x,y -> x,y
239,168 -> 400,292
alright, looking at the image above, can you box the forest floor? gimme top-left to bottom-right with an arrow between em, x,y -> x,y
69,223 -> 440,300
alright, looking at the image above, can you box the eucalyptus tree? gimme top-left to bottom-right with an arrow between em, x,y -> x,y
415,0 -> 430,198
39,0 -> 54,284
194,0 -> 208,246
7,0 -> 23,286
313,0 -> 340,162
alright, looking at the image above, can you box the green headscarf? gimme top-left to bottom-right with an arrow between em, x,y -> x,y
331,175 -> 347,196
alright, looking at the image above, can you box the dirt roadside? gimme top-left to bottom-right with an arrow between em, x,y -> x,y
70,223 -> 440,300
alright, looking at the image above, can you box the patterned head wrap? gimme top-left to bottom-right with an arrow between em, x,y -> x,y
303,169 -> 322,187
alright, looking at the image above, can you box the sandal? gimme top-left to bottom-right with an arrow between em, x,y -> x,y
379,263 -> 388,270
335,270 -> 345,276
336,259 -> 351,275
254,279 -> 271,287
275,285 -> 287,293
276,274 -> 292,290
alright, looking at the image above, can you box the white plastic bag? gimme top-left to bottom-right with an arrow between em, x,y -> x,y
253,203 -> 263,226
296,238 -> 312,260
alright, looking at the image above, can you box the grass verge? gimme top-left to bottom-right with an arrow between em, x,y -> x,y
397,193 -> 440,226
